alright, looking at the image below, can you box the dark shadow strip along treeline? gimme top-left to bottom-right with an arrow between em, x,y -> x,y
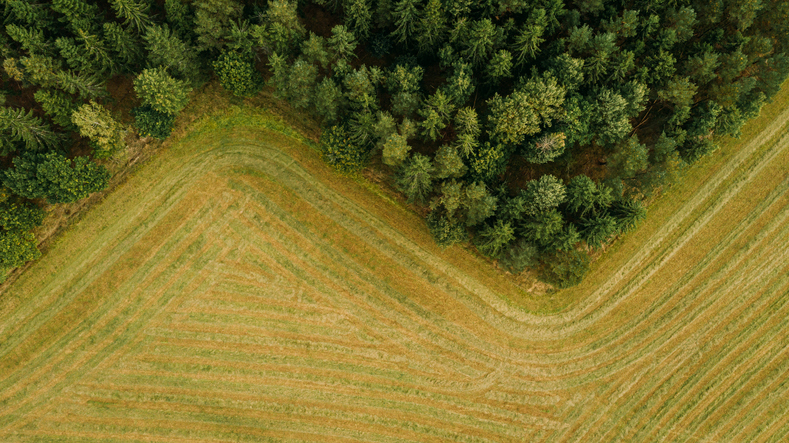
2,0 -> 788,288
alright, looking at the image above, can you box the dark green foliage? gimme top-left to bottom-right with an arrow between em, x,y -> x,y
390,0 -> 421,46
368,33 -> 392,58
0,230 -> 41,269
579,213 -> 618,249
396,153 -> 434,204
143,24 -> 200,82
329,25 -> 357,61
110,0 -> 151,33
0,107 -> 60,155
0,200 -> 45,233
463,182 -> 496,226
426,210 -> 466,247
564,175 -> 612,217
133,105 -> 175,140
213,51 -> 263,97
192,0 -> 242,52
520,209 -> 563,246
609,198 -> 647,233
320,125 -> 366,173
2,152 -> 110,204
474,219 -> 515,257
103,22 -> 143,71
254,0 -> 306,55
498,239 -> 539,273
313,77 -> 344,124
343,0 -> 372,41
539,249 -> 591,289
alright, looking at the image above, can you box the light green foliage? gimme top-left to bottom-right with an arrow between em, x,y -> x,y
213,51 -> 263,97
426,209 -> 467,246
0,230 -> 41,269
386,64 -> 422,116
0,107 -> 60,155
396,153 -> 434,204
461,18 -> 498,66
475,219 -> 514,257
658,77 -> 698,108
487,75 -> 565,146
433,179 -> 463,217
592,88 -> 632,146
344,0 -> 372,40
372,111 -> 397,147
415,0 -> 446,54
523,175 -> 566,216
110,0 -> 151,33
71,101 -> 125,158
2,151 -> 110,204
523,132 -> 566,164
256,0 -> 306,55
453,107 -> 480,157
134,67 -> 192,115
343,65 -> 380,110
329,25 -> 358,61
433,144 -> 465,179
486,50 -> 513,83
441,61 -> 474,106
313,77 -> 344,124
6,24 -> 50,54
391,0 -> 421,46
511,13 -> 545,64
521,208 -> 564,245
382,133 -> 410,166
418,90 -> 454,141
133,105 -> 175,140
193,0 -> 242,52
320,125 -> 366,173
301,33 -> 330,68
463,181 -> 496,226
467,142 -> 506,182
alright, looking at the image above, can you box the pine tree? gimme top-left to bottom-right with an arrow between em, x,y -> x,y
110,0 -> 151,33
301,33 -> 330,68
143,24 -> 200,82
474,219 -> 514,257
461,19 -> 497,66
382,133 -> 410,166
344,0 -> 373,41
328,25 -> 358,61
103,22 -> 143,71
580,213 -> 618,249
391,0 -> 421,46
5,25 -> 50,54
523,132 -> 566,164
52,0 -> 100,34
313,77 -> 343,123
54,70 -> 106,99
520,208 -> 564,245
433,144 -> 465,179
609,198 -> 646,233
34,89 -> 78,129
284,59 -> 318,109
0,107 -> 61,155
463,181 -> 497,226
396,153 -> 434,204
486,50 -> 513,84
192,0 -> 243,52
415,0 -> 446,54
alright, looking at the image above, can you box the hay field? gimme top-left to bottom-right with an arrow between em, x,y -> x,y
1,92 -> 788,442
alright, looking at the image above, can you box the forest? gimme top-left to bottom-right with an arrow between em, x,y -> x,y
1,0 -> 788,287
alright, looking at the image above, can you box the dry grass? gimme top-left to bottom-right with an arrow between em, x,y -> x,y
0,84 -> 788,442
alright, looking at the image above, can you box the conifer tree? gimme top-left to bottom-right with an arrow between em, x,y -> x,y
344,0 -> 372,41
110,0 -> 151,33
192,0 -> 243,52
0,107 -> 60,155
475,219 -> 514,257
391,0 -> 421,46
71,101 -> 126,158
396,153 -> 434,204
134,67 -> 193,115
143,24 -> 200,82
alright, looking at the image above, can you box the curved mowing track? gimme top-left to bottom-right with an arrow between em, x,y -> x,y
1,104 -> 788,442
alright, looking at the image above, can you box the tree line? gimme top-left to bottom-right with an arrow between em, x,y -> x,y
2,0 -> 787,286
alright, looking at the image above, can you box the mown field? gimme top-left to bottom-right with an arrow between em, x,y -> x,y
1,85 -> 788,441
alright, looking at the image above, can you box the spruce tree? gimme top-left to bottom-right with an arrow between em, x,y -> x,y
396,153 -> 434,204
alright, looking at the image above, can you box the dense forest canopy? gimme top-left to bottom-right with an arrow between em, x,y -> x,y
1,0 -> 788,286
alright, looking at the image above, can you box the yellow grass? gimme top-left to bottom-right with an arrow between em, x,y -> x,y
0,84 -> 788,442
